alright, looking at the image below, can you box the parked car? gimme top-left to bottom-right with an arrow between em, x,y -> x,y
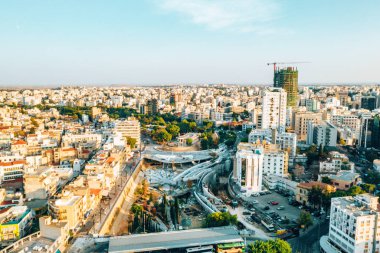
263,206 -> 270,211
271,201 -> 279,205
277,206 -> 285,210
243,211 -> 251,215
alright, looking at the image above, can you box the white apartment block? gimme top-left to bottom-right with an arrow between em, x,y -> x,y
115,117 -> 141,148
320,194 -> 380,253
248,129 -> 297,157
261,88 -> 287,130
61,133 -> 102,148
275,132 -> 297,157
307,120 -> 338,147
233,143 -> 264,195
331,114 -> 361,137
262,150 -> 288,177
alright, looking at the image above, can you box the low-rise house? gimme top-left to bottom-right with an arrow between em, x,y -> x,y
296,181 -> 336,206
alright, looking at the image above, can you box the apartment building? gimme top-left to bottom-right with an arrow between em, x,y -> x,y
0,160 -> 25,182
115,117 -> 141,148
61,133 -> 102,149
48,191 -> 84,230
296,181 -> 335,206
261,88 -> 287,130
294,112 -> 322,141
307,120 -> 338,147
320,194 -> 380,253
0,206 -> 33,243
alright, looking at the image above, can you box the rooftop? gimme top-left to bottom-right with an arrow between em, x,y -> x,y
108,226 -> 243,253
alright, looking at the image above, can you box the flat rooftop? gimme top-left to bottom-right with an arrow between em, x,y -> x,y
109,226 -> 243,253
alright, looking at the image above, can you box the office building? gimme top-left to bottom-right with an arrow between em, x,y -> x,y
361,96 -> 377,111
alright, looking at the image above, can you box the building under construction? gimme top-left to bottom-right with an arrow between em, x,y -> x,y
274,67 -> 299,107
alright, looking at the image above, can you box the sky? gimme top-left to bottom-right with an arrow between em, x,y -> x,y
0,0 -> 379,86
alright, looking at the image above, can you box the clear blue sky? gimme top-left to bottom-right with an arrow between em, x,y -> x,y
1,0 -> 379,86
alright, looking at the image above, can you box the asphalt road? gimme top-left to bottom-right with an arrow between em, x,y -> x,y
288,220 -> 329,253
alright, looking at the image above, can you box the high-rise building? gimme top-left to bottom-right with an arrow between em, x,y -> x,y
261,88 -> 287,130
361,96 -> 377,111
233,143 -> 264,195
147,99 -> 158,115
320,194 -> 380,253
274,67 -> 298,107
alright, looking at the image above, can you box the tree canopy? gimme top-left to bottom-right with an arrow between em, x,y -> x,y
248,239 -> 292,253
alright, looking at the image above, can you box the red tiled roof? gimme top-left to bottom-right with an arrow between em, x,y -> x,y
12,140 -> 27,145
90,189 -> 101,195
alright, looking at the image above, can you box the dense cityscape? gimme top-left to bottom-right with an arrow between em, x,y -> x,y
0,66 -> 378,253
1,1 -> 380,253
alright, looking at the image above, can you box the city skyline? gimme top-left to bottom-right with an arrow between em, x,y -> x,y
1,0 -> 380,86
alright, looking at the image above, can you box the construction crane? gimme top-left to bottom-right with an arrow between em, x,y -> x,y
267,61 -> 310,75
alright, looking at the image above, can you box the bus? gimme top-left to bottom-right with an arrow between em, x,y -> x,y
186,246 -> 214,253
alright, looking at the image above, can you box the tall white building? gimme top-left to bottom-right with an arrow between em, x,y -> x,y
115,117 -> 141,148
261,88 -> 287,130
233,143 -> 264,195
320,194 -> 380,253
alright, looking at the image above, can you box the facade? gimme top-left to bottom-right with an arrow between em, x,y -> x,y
296,181 -> 335,206
262,149 -> 288,177
0,160 -> 25,182
294,112 -> 323,141
261,88 -> 287,130
233,143 -> 264,195
48,191 -> 84,230
320,194 -> 380,253
61,133 -> 102,149
361,96 -> 377,111
115,117 -> 141,148
307,121 -> 338,147
373,159 -> 380,172
274,67 -> 298,107
0,206 -> 33,243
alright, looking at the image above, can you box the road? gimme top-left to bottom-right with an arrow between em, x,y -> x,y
288,220 -> 329,253
228,205 -> 270,240
78,155 -> 137,235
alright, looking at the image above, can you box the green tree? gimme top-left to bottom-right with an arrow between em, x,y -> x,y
30,118 -> 39,128
126,137 -> 137,148
321,177 -> 332,184
186,138 -> 193,146
248,239 -> 292,253
155,129 -> 172,143
297,211 -> 313,229
205,212 -> 237,227
308,186 -> 323,209
189,122 -> 197,132
361,183 -> 376,193
166,124 -> 180,138
347,186 -> 365,196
